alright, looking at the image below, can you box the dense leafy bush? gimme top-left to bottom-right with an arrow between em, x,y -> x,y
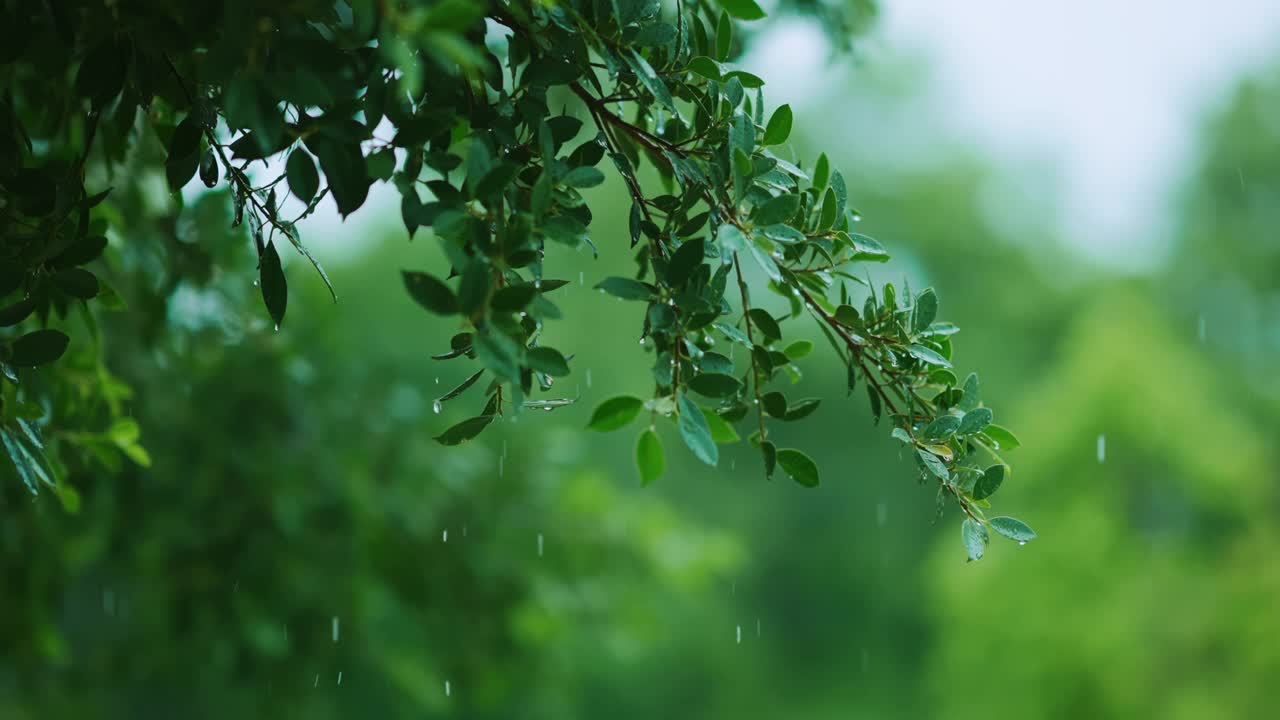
0,0 -> 1030,558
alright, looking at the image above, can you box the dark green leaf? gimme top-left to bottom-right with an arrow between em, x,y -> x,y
777,448 -> 819,487
754,193 -> 800,225
762,104 -> 793,146
716,0 -> 767,20
526,346 -> 570,377
402,271 -> 457,315
677,392 -> 718,465
287,149 -> 320,204
53,268 -> 99,299
433,415 -> 496,446
595,276 -> 655,301
973,464 -> 1005,501
688,373 -> 742,398
260,241 -> 287,327
9,329 -> 70,367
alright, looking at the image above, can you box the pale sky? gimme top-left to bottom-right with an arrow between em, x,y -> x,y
749,1 -> 1280,271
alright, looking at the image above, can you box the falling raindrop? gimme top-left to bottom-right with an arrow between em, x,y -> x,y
274,324 -> 280,332
736,624 -> 742,644
876,502 -> 888,527
442,529 -> 448,543
586,369 -> 593,388
337,671 -> 343,686
861,648 -> 870,671
756,618 -> 761,636
332,616 -> 340,643
579,271 -> 584,285
432,400 -> 442,414
463,525 -> 468,537
445,680 -> 452,697
499,455 -> 504,476
1197,314 -> 1206,342
314,674 -> 320,688
1096,434 -> 1106,464
537,532 -> 544,557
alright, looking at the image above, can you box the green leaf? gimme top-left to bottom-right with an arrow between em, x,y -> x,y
588,396 -> 644,431
922,414 -> 961,439
762,104 -> 793,146
259,241 -> 287,327
783,339 -> 813,360
959,407 -> 993,435
906,344 -> 950,367
542,215 -> 589,246
962,518 -> 988,561
402,271 -> 457,315
913,288 -> 938,334
627,50 -> 679,117
456,260 -> 491,317
677,392 -> 718,465
716,0 -> 767,20
959,372 -> 981,412
701,408 -> 741,443
747,308 -> 781,342
433,415 -> 496,446
636,428 -> 665,486
754,193 -> 800,226
199,149 -> 219,188
595,276 -> 655,301
473,329 -> 520,380
437,369 -> 484,404
973,464 -> 1005,501
165,117 -> 202,191
9,329 -> 70,367
917,448 -> 949,480
287,149 -> 320,204
561,166 -> 604,188
0,298 -> 36,327
687,372 -> 742,398
989,516 -> 1036,543
982,424 -> 1021,451
526,346 -> 570,377
777,448 -> 819,487
715,11 -> 733,61
782,398 -> 820,421
52,268 -> 99,299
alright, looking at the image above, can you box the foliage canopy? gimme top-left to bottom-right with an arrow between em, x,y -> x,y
0,0 -> 1030,558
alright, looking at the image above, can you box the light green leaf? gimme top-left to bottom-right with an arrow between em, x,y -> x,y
588,396 -> 644,431
962,518 -> 988,561
989,516 -> 1036,543
636,428 -> 665,486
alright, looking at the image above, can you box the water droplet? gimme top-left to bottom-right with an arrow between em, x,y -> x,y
736,624 -> 742,644
273,324 -> 280,332
876,501 -> 888,527
1096,434 -> 1106,464
537,532 -> 544,557
1018,540 -> 1027,546
314,674 -> 320,688
852,213 -> 863,223
534,279 -> 541,289
331,616 -> 340,643
499,455 -> 504,476
432,400 -> 442,414
639,337 -> 646,345
434,377 -> 440,384
442,529 -> 448,543
337,671 -> 343,686
444,680 -> 451,696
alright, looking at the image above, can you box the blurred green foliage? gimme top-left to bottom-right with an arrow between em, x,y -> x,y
1,1 -> 1276,718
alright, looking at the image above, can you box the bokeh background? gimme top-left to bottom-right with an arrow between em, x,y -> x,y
5,2 -> 1280,717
